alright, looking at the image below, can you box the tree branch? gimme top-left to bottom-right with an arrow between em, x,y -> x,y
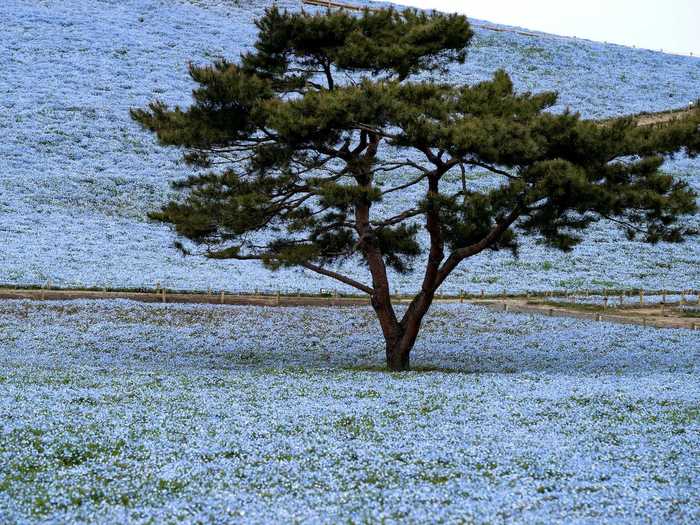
599,213 -> 649,234
322,59 -> 335,91
435,205 -> 524,288
354,123 -> 401,140
207,247 -> 374,295
301,262 -> 374,295
465,160 -> 519,179
375,159 -> 431,175
371,208 -> 423,227
380,174 -> 428,196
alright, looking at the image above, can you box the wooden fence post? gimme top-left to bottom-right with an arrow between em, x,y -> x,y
220,291 -> 224,304
639,290 -> 644,306
162,288 -> 166,303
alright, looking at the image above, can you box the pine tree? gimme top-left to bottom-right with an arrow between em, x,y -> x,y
132,7 -> 700,371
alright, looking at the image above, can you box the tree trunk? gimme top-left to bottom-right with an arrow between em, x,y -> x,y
386,337 -> 411,372
384,289 -> 436,371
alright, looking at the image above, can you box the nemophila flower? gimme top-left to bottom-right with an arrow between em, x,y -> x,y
1,299 -> 699,523
1,0 -> 698,295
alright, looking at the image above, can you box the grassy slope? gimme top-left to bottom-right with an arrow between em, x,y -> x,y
1,0 -> 698,294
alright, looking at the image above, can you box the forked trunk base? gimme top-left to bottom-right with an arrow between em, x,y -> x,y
386,342 -> 411,371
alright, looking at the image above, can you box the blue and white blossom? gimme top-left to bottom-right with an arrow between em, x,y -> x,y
1,0 -> 698,294
0,299 -> 699,523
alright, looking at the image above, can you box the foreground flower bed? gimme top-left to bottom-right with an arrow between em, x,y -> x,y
1,300 -> 699,523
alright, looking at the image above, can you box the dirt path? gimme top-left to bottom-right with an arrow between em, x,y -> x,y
2,288 -> 697,330
473,298 -> 699,330
0,288 -> 371,307
632,109 -> 695,126
609,107 -> 697,127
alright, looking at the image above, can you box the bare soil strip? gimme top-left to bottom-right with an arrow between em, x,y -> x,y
473,299 -> 699,330
631,109 -> 696,126
598,107 -> 698,127
0,288 -> 370,307
2,288 -> 697,330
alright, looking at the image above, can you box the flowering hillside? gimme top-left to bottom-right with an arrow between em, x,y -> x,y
1,0 -> 698,294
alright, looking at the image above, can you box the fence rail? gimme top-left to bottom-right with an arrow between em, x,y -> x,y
1,284 -> 698,330
1,282 -> 698,303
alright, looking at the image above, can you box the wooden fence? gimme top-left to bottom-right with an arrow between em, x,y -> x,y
1,284 -> 698,330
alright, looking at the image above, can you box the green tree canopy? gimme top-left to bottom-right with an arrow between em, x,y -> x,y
132,6 -> 700,370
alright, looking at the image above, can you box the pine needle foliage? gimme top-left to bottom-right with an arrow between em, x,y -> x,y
132,7 -> 700,370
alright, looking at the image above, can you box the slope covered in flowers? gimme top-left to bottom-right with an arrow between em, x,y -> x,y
0,299 -> 699,523
1,0 -> 699,294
